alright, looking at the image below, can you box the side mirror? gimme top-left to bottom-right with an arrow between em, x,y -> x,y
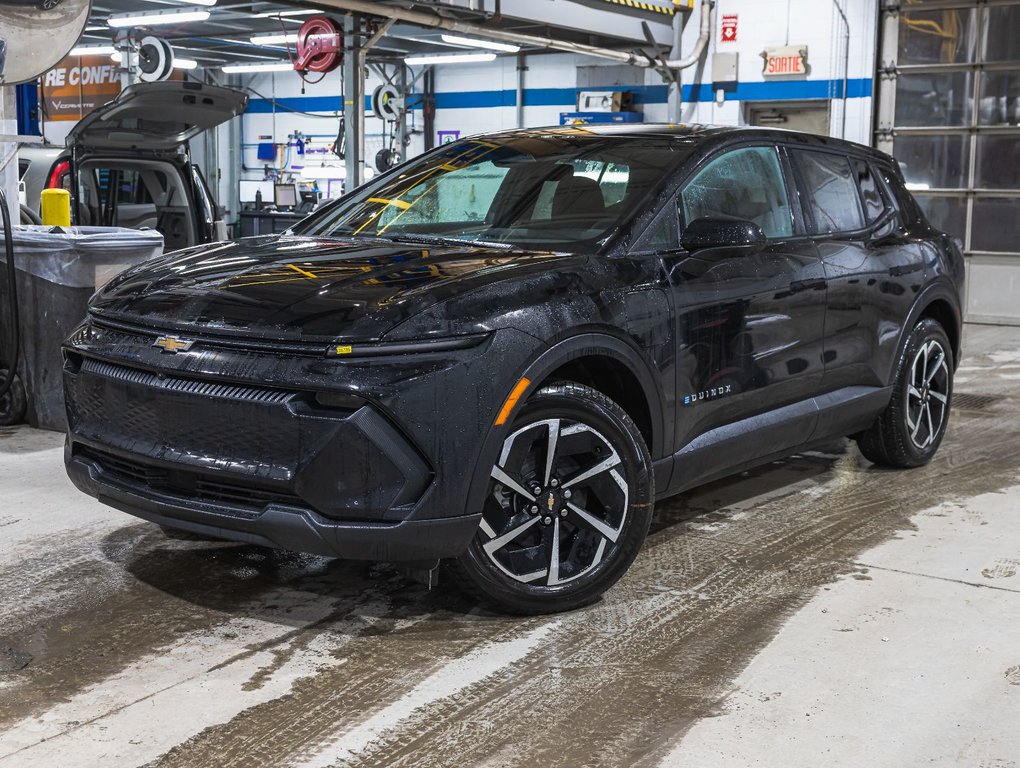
680,218 -> 767,260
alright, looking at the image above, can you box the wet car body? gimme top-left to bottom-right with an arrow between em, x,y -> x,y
62,125 -> 964,609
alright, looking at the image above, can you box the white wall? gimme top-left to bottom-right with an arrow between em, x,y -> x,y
679,0 -> 878,145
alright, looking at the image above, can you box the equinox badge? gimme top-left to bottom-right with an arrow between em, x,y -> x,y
153,335 -> 195,354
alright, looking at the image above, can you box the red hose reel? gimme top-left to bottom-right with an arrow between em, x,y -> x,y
295,16 -> 343,73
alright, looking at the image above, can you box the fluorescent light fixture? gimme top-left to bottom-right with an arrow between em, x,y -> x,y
405,52 -> 496,66
904,182 -> 931,191
440,34 -> 520,53
108,9 -> 211,28
70,44 -> 116,56
175,0 -> 217,5
250,32 -> 299,46
221,61 -> 293,73
253,9 -> 318,18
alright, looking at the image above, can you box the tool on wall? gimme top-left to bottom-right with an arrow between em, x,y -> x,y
372,84 -> 404,172
112,33 -> 176,86
294,15 -> 344,78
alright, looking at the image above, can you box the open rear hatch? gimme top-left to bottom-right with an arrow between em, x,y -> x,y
66,81 -> 248,152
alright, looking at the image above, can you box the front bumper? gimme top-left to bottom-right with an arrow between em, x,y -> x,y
66,443 -> 480,560
62,319 -> 540,561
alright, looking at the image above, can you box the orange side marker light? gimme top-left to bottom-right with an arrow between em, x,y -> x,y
495,377 -> 531,426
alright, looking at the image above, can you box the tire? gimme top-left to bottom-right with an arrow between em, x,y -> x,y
857,318 -> 953,468
0,371 -> 27,427
456,383 -> 654,615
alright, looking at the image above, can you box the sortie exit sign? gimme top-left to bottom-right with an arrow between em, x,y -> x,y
762,45 -> 808,77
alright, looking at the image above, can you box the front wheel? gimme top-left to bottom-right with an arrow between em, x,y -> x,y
857,318 -> 954,468
457,383 -> 654,615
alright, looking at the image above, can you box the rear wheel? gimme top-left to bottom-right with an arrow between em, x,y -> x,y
857,318 -> 953,468
457,383 -> 654,614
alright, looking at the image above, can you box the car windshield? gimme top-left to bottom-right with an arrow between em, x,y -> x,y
295,132 -> 693,251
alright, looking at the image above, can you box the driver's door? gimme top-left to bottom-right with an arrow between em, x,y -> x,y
664,145 -> 827,464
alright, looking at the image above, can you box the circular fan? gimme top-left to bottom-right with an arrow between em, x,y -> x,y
296,16 -> 343,73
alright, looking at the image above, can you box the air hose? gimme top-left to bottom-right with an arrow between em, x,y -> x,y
0,187 -> 20,401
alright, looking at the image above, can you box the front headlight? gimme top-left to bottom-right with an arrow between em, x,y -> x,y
324,332 -> 492,358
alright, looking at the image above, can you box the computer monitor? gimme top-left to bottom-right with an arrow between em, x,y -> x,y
274,183 -> 298,209
239,179 -> 274,203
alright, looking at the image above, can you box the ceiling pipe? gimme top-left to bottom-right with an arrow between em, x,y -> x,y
309,0 -> 713,71
664,0 -> 713,70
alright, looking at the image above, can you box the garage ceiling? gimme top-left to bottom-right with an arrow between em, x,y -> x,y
78,0 -> 680,69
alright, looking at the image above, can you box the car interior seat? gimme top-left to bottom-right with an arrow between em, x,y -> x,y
552,175 -> 607,219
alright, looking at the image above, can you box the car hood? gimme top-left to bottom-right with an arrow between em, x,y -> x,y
90,235 -> 580,343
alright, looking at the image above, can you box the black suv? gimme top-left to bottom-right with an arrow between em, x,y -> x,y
63,126 -> 963,614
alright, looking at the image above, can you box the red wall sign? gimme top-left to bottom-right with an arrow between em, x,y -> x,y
721,14 -> 738,43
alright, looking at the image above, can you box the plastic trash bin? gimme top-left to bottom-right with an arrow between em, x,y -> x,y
0,225 -> 164,431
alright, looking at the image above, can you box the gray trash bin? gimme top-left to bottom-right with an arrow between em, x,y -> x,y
0,225 -> 164,431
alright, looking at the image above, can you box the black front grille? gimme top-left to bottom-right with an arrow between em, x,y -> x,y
81,358 -> 294,405
79,446 -> 307,513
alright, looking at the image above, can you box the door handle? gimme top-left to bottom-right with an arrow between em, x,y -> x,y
788,278 -> 826,292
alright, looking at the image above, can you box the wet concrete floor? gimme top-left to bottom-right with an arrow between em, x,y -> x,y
1,323 -> 1018,767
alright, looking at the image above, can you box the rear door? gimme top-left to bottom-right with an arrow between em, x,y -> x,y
791,149 -> 928,392
665,144 -> 827,458
64,81 -> 246,244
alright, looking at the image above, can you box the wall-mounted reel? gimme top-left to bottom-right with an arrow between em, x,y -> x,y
372,84 -> 403,122
295,15 -> 343,73
136,36 -> 174,82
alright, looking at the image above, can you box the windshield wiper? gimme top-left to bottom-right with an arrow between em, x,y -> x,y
380,233 -> 514,250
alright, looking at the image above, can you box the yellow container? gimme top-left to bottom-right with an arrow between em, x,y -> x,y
40,188 -> 72,227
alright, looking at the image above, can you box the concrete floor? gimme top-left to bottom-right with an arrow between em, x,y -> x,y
1,323 -> 1019,768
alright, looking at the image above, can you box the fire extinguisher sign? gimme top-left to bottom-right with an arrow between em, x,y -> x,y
721,14 -> 738,43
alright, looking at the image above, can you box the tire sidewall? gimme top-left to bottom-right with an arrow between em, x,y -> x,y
890,319 -> 954,466
459,383 -> 653,613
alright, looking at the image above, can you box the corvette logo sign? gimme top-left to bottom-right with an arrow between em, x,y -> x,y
41,55 -> 121,122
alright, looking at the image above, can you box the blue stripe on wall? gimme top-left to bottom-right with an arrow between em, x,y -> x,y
244,78 -> 872,114
682,77 -> 872,102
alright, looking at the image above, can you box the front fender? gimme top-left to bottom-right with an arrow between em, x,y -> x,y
463,331 -> 666,528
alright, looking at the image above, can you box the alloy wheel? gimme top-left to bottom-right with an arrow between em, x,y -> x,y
480,418 -> 630,587
906,338 -> 950,449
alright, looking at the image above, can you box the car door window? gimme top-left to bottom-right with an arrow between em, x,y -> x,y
680,146 -> 793,239
794,150 -> 865,234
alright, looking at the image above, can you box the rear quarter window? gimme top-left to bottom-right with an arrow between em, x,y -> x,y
853,159 -> 886,224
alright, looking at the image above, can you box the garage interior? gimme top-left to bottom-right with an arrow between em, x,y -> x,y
2,1 -> 1020,766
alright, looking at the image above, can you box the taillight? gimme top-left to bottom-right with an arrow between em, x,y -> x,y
47,160 -> 71,189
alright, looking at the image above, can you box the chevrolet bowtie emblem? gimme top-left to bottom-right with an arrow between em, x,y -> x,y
153,335 -> 195,354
